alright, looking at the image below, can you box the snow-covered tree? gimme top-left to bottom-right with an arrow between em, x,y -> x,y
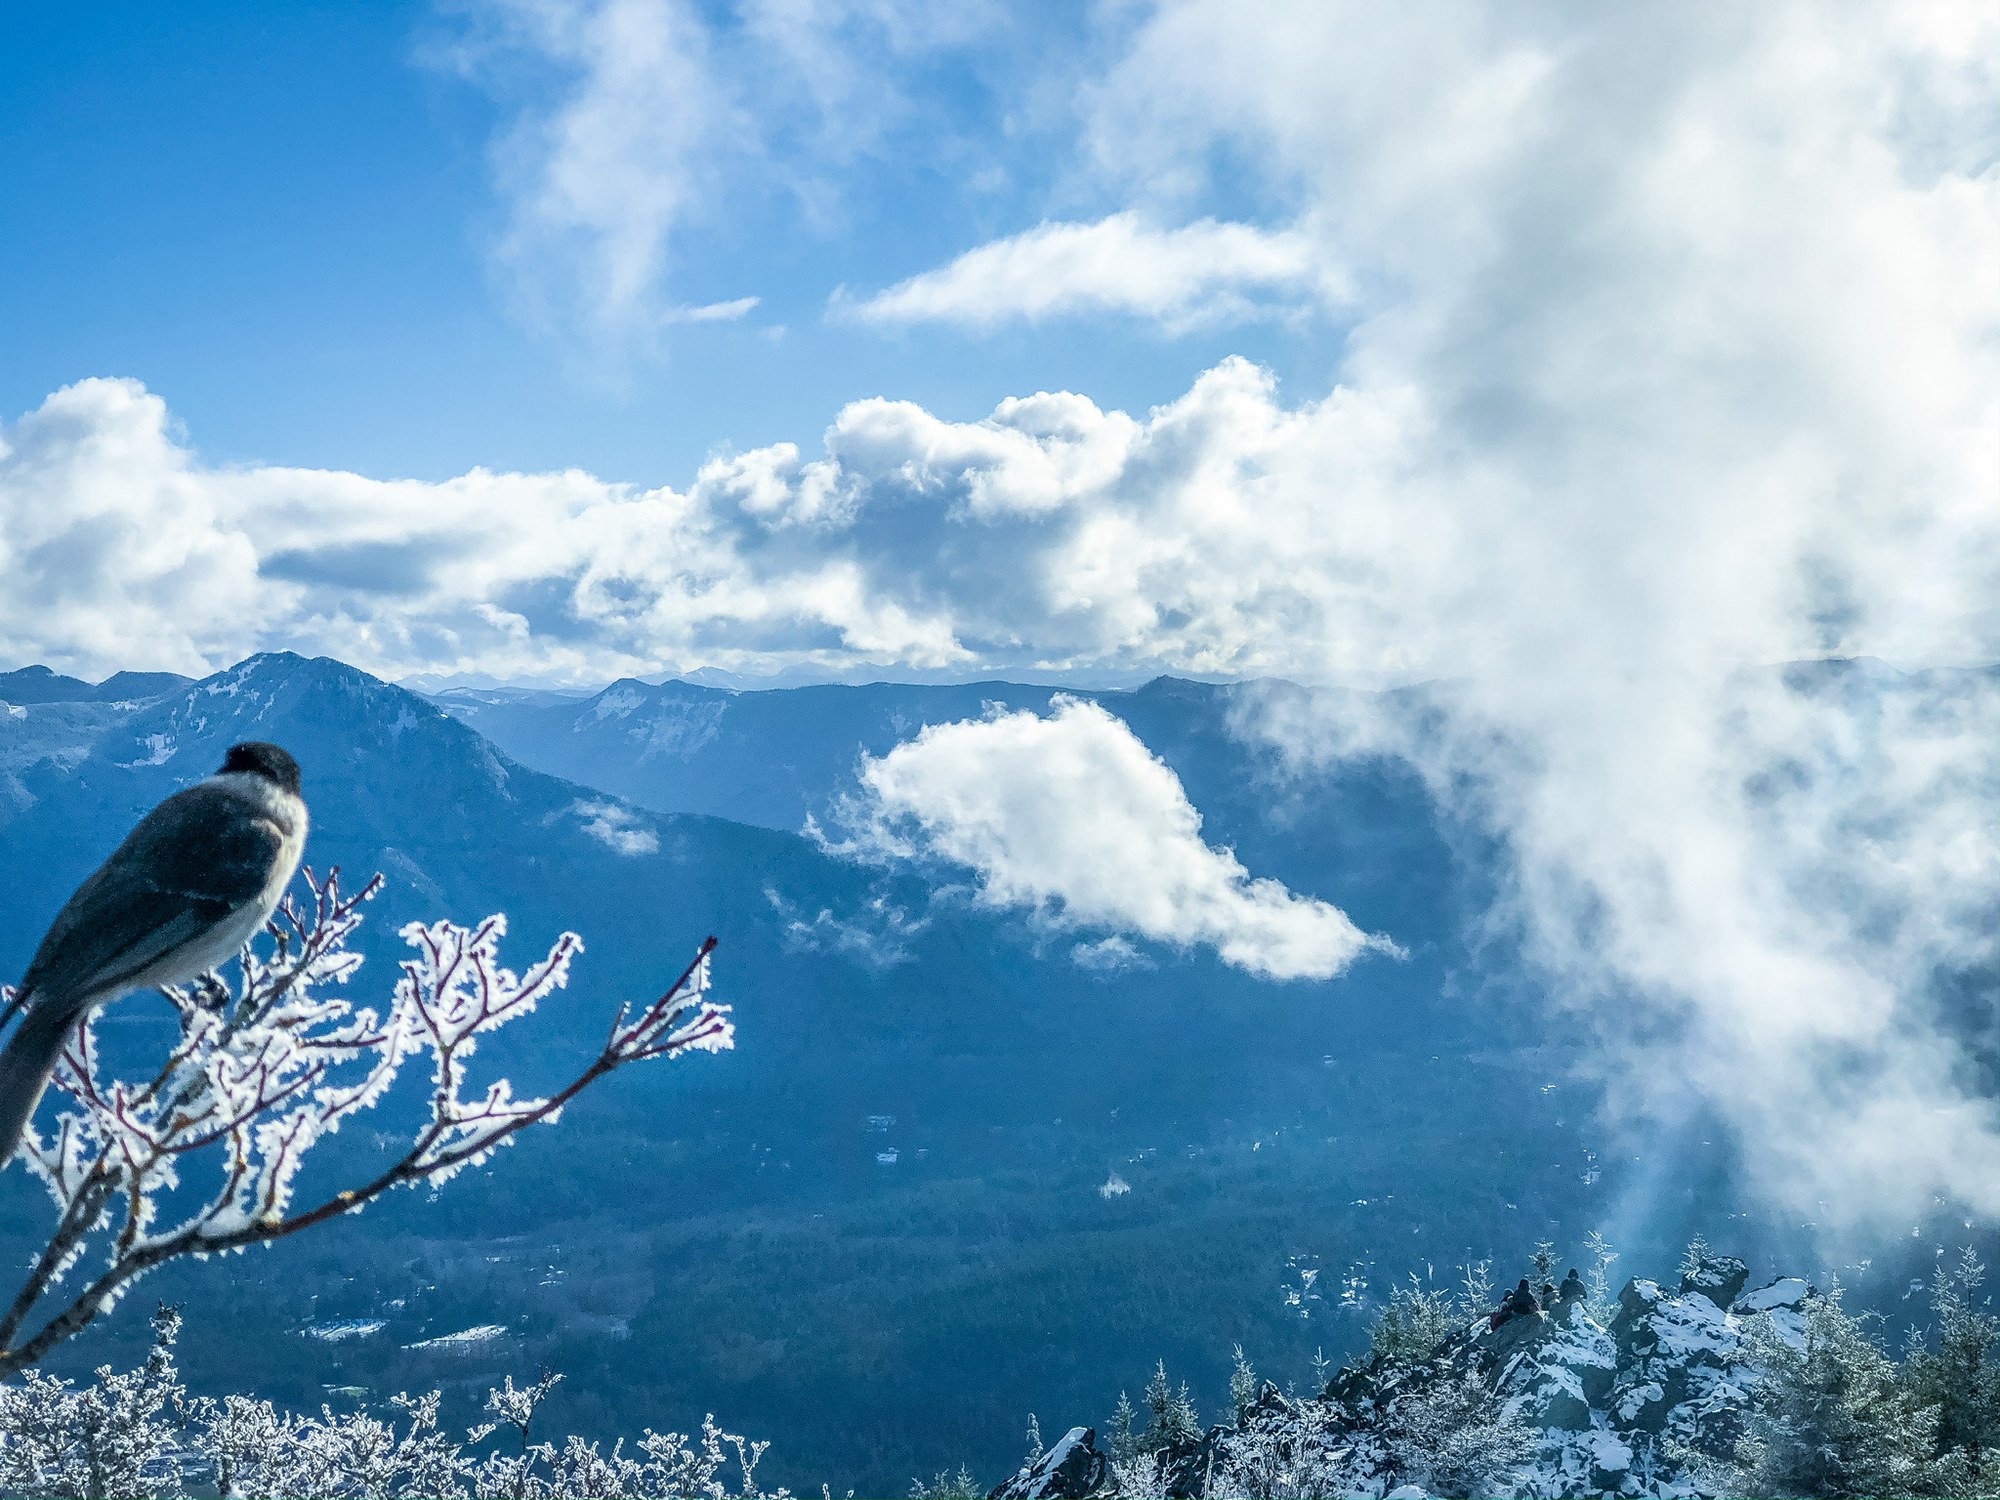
1529,1239 -> 1558,1288
1377,1368 -> 1527,1499
1720,1278 -> 1947,1499
1455,1257 -> 1494,1320
1582,1229 -> 1619,1325
1228,1345 -> 1259,1423
0,869 -> 729,1380
906,1464 -> 979,1499
1902,1246 -> 2000,1490
1369,1277 -> 1459,1371
1141,1360 -> 1201,1453
1106,1389 -> 1140,1463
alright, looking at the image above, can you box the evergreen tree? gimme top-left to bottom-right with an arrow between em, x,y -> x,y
1726,1278 -> 1945,1498
1139,1361 -> 1200,1454
1902,1246 -> 2000,1489
1456,1257 -> 1495,1320
1583,1229 -> 1620,1323
1371,1278 -> 1459,1370
1530,1239 -> 1559,1288
1229,1345 -> 1259,1424
1107,1391 -> 1140,1463
1678,1231 -> 1715,1284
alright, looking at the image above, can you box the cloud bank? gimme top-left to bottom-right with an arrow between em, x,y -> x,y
833,698 -> 1393,980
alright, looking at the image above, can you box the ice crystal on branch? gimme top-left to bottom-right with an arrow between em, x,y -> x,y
0,869 -> 728,1379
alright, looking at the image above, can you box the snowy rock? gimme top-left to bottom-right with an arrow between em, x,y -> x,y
988,1426 -> 1108,1499
1678,1255 -> 1749,1309
1730,1276 -> 1809,1316
1732,1276 -> 1812,1351
1494,1312 -> 1617,1432
1077,1270 -> 1819,1497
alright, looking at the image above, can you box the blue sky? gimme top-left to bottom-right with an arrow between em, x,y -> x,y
1,1 -> 1318,485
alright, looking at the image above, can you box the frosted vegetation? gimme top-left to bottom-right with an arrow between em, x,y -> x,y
0,1310 -> 776,1500
0,872 -> 728,1381
4,1238 -> 1994,1497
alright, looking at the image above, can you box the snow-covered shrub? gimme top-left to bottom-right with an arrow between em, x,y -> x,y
1207,1398 -> 1353,1500
0,869 -> 729,1380
0,1304 -> 186,1500
0,1310 -> 780,1499
1105,1448 -> 1167,1500
1377,1369 -> 1527,1499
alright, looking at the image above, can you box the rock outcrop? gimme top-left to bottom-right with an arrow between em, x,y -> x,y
1020,1274 -> 1815,1497
989,1427 -> 1111,1499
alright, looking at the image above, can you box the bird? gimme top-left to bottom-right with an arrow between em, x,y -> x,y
0,741 -> 308,1164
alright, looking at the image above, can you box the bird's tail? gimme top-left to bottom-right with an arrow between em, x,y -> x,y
0,999 -> 73,1166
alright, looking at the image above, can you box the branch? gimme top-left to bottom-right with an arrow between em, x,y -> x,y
0,871 -> 727,1379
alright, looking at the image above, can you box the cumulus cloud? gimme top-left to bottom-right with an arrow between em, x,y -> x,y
842,213 -> 1341,330
833,698 -> 1396,981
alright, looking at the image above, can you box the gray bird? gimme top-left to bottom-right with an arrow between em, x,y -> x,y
0,741 -> 308,1164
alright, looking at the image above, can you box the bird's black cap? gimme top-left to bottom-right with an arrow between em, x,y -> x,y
220,741 -> 302,796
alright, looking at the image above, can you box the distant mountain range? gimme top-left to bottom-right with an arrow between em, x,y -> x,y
0,664 -> 194,704
0,652 -> 1863,1493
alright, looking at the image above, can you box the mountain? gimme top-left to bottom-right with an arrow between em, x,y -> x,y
0,664 -> 193,704
0,652 -> 1772,1494
427,674 -> 1065,833
423,673 -> 1465,946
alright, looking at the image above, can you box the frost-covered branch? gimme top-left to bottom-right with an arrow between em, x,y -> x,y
0,869 -> 728,1379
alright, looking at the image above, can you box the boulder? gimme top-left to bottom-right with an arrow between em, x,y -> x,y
1679,1255 -> 1749,1309
1496,1313 -> 1618,1433
1731,1276 -> 1809,1316
989,1427 -> 1109,1499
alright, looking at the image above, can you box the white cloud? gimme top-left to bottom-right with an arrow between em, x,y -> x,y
1071,935 -> 1150,973
574,799 -> 659,854
439,0 -> 1009,346
674,296 -> 761,323
767,885 -> 926,970
447,0 -> 744,342
835,698 -> 1396,981
843,213 -> 1341,330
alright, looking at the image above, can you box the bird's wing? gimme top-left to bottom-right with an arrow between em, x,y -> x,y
17,784 -> 285,1012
